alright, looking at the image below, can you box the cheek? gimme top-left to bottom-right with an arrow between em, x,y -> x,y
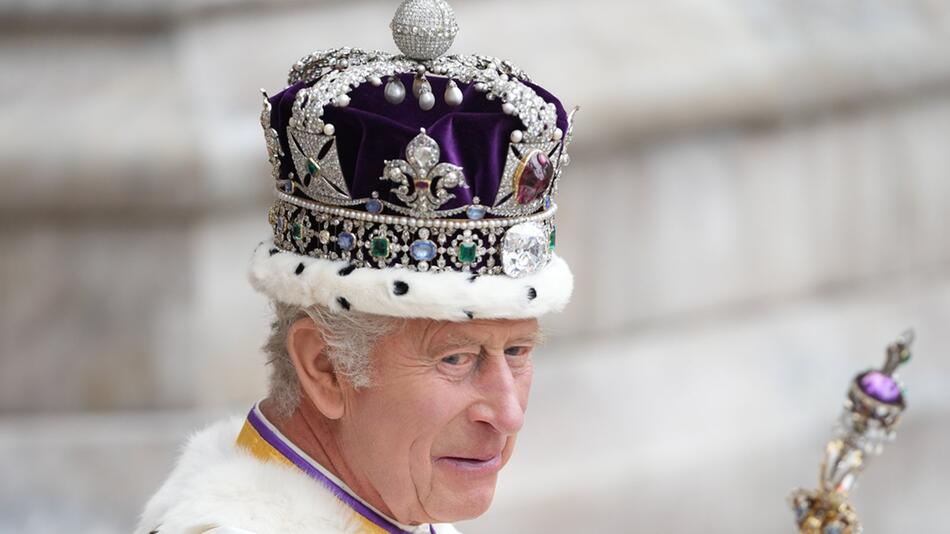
516,365 -> 534,409
342,389 -> 423,469
404,385 -> 481,505
352,381 -> 466,461
407,384 -> 487,479
409,381 -> 475,448
340,387 -> 444,509
355,388 -> 431,437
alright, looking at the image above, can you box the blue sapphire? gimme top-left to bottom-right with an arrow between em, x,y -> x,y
544,195 -> 552,210
466,205 -> 487,220
410,240 -> 437,261
338,232 -> 356,251
366,199 -> 383,214
278,180 -> 294,194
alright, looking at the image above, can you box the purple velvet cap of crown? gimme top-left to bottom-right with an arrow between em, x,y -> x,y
268,73 -> 569,212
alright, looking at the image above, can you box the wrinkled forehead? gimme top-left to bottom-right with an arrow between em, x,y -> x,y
414,317 -> 541,352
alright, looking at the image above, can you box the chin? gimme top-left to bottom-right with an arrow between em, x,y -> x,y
428,475 -> 498,521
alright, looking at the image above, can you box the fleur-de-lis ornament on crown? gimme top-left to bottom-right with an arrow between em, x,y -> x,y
381,128 -> 468,218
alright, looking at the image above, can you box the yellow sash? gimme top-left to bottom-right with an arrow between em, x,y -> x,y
235,420 -> 391,534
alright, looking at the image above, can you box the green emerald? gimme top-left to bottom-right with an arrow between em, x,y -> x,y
458,242 -> 477,264
306,158 -> 320,177
291,222 -> 303,240
371,237 -> 390,258
548,227 -> 556,251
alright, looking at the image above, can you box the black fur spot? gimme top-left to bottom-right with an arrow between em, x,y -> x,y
338,264 -> 357,277
393,281 -> 409,295
269,248 -> 279,256
527,287 -> 537,300
464,310 -> 474,320
337,297 -> 351,311
468,274 -> 479,283
295,263 -> 306,275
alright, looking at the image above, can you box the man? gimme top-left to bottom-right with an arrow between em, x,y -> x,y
136,1 -> 576,532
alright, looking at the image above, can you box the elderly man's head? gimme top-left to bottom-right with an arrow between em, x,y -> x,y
264,302 -> 541,524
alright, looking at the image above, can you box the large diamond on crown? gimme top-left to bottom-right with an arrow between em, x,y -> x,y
501,222 -> 551,278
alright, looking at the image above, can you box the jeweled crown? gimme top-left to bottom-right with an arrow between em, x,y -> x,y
261,0 -> 576,278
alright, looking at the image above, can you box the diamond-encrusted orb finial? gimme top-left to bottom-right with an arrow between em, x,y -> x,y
391,0 -> 459,60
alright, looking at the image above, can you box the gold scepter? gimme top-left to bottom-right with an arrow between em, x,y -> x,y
789,330 -> 915,534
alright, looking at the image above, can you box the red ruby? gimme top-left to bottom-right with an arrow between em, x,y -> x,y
516,151 -> 554,204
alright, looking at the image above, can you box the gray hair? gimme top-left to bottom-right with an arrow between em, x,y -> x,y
264,301 -> 403,419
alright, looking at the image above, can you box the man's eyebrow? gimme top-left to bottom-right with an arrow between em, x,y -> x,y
509,330 -> 546,347
431,330 -> 546,354
430,335 -> 481,354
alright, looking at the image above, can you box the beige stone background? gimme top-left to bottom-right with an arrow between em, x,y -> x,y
2,0 -> 950,532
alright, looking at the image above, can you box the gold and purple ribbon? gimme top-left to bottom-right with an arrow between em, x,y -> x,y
237,405 -> 436,534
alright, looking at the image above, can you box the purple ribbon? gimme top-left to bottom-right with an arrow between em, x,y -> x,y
247,408 -> 435,534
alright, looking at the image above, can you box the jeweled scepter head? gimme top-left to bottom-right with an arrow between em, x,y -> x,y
789,330 -> 915,534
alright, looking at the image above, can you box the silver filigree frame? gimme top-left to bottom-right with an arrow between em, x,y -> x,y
260,91 -> 284,183
262,47 -> 578,222
288,49 -> 558,143
287,129 -> 355,205
269,197 -> 556,275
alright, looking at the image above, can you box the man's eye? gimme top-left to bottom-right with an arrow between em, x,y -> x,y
504,346 -> 531,357
441,354 -> 464,365
441,352 -> 477,365
438,353 -> 477,376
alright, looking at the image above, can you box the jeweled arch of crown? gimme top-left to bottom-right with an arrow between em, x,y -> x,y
261,0 -> 577,278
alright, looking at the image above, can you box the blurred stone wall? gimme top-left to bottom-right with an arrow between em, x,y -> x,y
3,0 -> 950,413
1,0 -> 949,532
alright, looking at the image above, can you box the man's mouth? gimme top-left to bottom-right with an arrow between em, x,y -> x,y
435,453 -> 503,474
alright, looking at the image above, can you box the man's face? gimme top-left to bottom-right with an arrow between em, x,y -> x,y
335,317 -> 540,524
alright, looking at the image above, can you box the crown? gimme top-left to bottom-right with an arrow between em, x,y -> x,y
259,0 -> 577,279
251,0 -> 576,320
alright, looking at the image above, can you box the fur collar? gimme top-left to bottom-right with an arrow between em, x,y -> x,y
135,417 -> 461,534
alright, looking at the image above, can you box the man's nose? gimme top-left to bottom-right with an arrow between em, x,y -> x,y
469,355 -> 526,435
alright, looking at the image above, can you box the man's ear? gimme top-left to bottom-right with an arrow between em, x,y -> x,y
287,317 -> 345,420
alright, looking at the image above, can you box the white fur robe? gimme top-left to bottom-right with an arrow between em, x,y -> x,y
135,417 -> 462,534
